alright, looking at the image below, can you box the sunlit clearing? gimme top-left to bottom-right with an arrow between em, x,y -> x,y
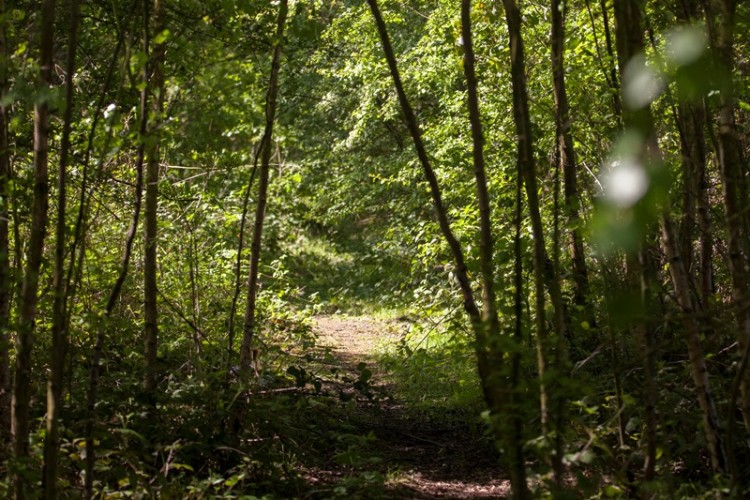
665,24 -> 706,67
623,54 -> 664,109
604,159 -> 649,208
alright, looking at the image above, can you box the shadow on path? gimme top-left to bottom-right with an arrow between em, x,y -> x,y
301,315 -> 509,499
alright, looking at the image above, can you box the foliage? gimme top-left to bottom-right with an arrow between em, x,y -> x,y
2,0 -> 750,497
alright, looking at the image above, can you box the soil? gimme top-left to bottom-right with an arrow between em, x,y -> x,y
304,315 -> 510,499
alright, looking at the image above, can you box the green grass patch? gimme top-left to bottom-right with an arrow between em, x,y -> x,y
376,315 -> 484,420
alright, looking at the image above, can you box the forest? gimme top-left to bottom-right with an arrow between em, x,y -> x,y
1,0 -> 750,497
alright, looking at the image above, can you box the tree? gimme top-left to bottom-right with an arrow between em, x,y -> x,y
239,0 -> 289,380
551,0 -> 592,330
460,0 -> 529,496
709,0 -> 750,441
12,0 -> 55,495
366,0 -> 529,496
499,0 -> 569,483
43,0 -> 81,495
144,0 -> 166,395
0,0 -> 12,457
612,0 -> 726,477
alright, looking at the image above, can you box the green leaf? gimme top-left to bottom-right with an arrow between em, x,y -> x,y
154,29 -> 172,45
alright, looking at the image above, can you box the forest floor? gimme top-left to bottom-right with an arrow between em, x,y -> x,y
299,314 -> 509,498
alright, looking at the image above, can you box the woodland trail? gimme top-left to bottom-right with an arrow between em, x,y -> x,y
304,315 -> 509,499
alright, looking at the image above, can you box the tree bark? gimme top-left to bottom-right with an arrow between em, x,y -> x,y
144,0 -> 166,394
460,2 -> 528,497
600,0 -> 622,119
613,0 -> 728,478
611,0 -> 659,482
460,0 -> 499,356
710,0 -> 750,437
227,144 -> 260,379
12,0 -> 55,495
43,0 -> 80,495
0,0 -> 12,456
660,215 -> 727,471
551,0 -> 592,331
510,131 -> 529,500
674,0 -> 712,304
239,0 -> 289,379
500,0 -> 549,432
499,2 -> 569,483
365,0 -> 480,325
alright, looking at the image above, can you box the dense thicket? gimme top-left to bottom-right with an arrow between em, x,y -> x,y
0,0 -> 749,497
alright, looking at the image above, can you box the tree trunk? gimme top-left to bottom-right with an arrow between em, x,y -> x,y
144,0 -> 165,394
43,0 -> 80,495
227,143 -> 261,379
660,215 -> 727,471
239,0 -> 289,379
674,0 -> 712,305
460,2 -> 528,497
0,0 -> 12,455
551,0 -> 592,331
676,99 -> 713,303
509,134 -> 529,500
461,0 -> 498,342
600,0 -> 622,119
12,0 -> 55,495
613,0 -> 728,478
710,0 -> 750,437
500,0 -> 549,432
610,0 -> 659,482
500,0 -> 569,483
85,26 -> 147,495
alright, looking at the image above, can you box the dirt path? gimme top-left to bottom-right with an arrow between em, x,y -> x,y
308,315 -> 509,499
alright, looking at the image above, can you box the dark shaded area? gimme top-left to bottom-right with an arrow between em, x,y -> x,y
291,316 -> 506,499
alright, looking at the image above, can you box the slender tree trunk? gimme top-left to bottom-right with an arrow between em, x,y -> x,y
84,14 -> 143,499
43,1 -> 80,496
239,0 -> 289,379
227,144 -> 260,378
551,0 -> 592,330
710,0 -> 750,437
499,2 -> 569,483
500,0 -> 549,433
696,120 -> 713,304
144,0 -> 165,394
674,0 -> 712,302
510,129 -> 529,500
660,215 -> 727,471
600,0 -> 622,119
601,270 -> 627,449
611,0 -> 659,482
0,0 -> 12,454
460,0 -> 499,354
365,0 -> 479,324
676,96 -> 713,304
460,2 -> 528,497
624,248 -> 659,482
188,225 -> 201,356
12,0 -> 55,495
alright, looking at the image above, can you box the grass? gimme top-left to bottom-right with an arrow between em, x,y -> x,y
375,318 -> 485,420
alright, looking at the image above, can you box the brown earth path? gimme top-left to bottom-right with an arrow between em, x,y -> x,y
307,315 -> 510,499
